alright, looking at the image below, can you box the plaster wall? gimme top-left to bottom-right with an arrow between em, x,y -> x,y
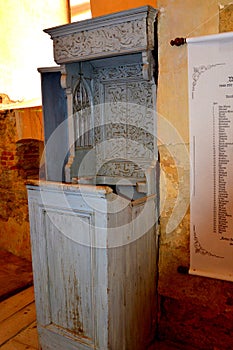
90,0 -> 156,17
157,1 -> 233,348
0,0 -> 69,104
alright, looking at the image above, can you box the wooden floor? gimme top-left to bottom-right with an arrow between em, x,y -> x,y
0,287 -> 188,350
0,287 -> 38,350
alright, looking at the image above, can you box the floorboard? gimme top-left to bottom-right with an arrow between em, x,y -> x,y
0,287 -> 38,349
0,287 -> 35,323
1,322 -> 39,350
0,286 -> 194,350
0,303 -> 36,346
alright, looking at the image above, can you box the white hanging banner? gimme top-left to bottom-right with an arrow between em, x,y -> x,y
188,32 -> 233,282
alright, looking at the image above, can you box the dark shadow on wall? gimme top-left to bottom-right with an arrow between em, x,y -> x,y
15,139 -> 44,180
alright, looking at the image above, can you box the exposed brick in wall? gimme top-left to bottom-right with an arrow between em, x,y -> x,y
0,109 -> 43,261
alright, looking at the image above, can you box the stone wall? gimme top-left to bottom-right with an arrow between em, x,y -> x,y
157,0 -> 233,348
0,108 -> 43,261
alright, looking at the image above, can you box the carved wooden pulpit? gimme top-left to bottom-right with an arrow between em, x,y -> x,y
27,6 -> 158,350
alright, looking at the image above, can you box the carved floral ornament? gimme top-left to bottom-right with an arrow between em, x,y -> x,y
45,6 -> 157,64
53,20 -> 147,63
45,6 -> 157,182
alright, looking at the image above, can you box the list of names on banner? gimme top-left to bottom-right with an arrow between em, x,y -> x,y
214,102 -> 233,241
188,32 -> 233,281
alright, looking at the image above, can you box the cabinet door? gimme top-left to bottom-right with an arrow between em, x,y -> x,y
28,189 -> 108,350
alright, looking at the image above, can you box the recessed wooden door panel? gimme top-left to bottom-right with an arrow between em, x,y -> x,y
44,211 -> 94,340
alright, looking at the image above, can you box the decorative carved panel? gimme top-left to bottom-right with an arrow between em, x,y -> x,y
53,19 -> 147,63
93,63 -> 156,178
45,7 -> 156,64
45,6 -> 157,185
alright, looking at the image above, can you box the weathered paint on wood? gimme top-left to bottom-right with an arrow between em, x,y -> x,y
108,197 -> 157,349
27,182 -> 158,350
30,7 -> 158,349
38,68 -> 68,182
